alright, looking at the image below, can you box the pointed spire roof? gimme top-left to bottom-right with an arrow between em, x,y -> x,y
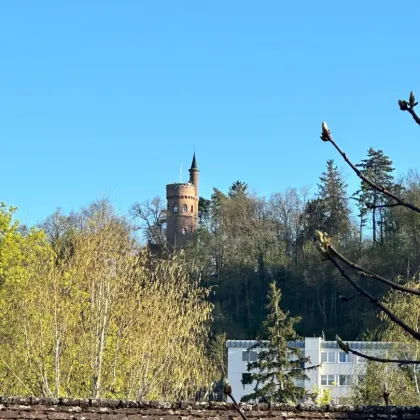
189,152 -> 199,171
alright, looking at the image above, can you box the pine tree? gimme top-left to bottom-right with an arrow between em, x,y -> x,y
241,282 -> 312,403
353,148 -> 394,244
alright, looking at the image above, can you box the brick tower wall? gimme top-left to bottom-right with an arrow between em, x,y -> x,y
166,182 -> 199,247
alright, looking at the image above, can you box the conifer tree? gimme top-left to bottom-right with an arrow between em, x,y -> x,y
241,282 -> 312,403
353,148 -> 394,243
228,180 -> 248,198
317,159 -> 350,240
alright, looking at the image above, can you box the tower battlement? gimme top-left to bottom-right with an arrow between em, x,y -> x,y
166,153 -> 200,248
166,183 -> 196,199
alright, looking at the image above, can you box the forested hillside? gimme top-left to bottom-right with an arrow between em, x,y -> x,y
134,153 -> 420,341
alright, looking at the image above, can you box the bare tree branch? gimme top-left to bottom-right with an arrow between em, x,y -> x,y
327,243 -> 420,296
366,202 -> 402,209
336,335 -> 420,365
315,91 -> 420,379
130,197 -> 167,245
320,122 -> 420,214
314,231 -> 420,342
223,380 -> 248,420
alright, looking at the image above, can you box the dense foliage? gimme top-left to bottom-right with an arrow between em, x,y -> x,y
3,142 -> 420,402
135,153 -> 420,341
0,201 -> 214,399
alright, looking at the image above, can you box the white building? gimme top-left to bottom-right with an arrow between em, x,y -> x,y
227,337 -> 395,405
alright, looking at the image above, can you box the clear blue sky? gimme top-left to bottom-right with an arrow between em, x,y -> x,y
1,1 -> 420,226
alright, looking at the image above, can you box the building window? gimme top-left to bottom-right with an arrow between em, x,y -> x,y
191,205 -> 193,213
321,375 -> 335,386
182,227 -> 187,235
339,352 -> 355,363
321,351 -> 336,363
338,375 -> 352,386
173,204 -> 178,213
183,204 -> 187,213
241,373 -> 252,389
242,350 -> 258,362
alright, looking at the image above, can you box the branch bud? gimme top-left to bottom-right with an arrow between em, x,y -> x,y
320,121 -> 330,142
409,91 -> 416,107
398,99 -> 408,111
336,335 -> 350,354
222,378 -> 232,395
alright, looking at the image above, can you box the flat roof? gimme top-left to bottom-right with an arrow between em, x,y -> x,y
226,338 -> 409,351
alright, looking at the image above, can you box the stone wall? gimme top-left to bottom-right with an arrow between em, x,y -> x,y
0,397 -> 419,420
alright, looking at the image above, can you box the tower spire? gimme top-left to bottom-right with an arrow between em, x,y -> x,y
190,152 -> 198,171
188,151 -> 199,198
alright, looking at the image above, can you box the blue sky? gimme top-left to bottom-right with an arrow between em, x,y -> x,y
1,1 -> 420,226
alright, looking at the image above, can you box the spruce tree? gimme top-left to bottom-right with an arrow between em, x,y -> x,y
241,282 -> 312,403
228,180 -> 248,197
353,148 -> 394,243
317,159 -> 350,240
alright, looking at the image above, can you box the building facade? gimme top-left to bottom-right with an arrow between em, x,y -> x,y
226,338 -> 396,405
166,153 -> 199,247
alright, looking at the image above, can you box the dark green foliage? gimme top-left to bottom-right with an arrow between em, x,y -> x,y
353,148 -> 394,244
165,149 -> 420,342
228,181 -> 248,197
241,282 -> 312,403
317,159 -> 351,240
198,197 -> 211,228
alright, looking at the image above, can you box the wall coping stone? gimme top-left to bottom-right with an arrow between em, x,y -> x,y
0,397 -> 418,413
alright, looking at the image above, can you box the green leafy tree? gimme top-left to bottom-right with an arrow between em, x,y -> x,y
241,282 -> 311,403
0,201 -> 215,400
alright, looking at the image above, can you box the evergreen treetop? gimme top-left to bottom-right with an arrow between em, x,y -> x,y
241,282 -> 313,403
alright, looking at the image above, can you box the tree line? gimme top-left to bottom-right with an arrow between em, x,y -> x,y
134,150 -> 420,342
1,93 -> 419,404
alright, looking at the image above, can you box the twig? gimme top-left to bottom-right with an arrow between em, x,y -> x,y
338,292 -> 361,302
398,91 -> 420,126
328,244 -> 420,296
227,393 -> 248,420
314,231 -> 420,341
383,388 -> 391,420
366,202 -> 402,209
0,355 -> 34,395
223,381 -> 248,420
336,336 -> 420,364
328,256 -> 420,341
320,122 -> 420,214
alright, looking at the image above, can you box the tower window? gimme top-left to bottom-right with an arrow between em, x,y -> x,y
173,204 -> 178,213
191,205 -> 193,213
183,204 -> 187,213
182,227 -> 187,235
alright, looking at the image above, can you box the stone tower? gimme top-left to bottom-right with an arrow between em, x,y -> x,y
166,153 -> 199,247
